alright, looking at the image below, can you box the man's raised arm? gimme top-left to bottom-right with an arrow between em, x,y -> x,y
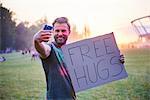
33,30 -> 52,59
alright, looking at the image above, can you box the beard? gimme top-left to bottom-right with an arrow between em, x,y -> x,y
54,34 -> 68,46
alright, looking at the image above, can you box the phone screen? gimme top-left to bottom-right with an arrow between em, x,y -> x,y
43,25 -> 54,43
43,25 -> 53,30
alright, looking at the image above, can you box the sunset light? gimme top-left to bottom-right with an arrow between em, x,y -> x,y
1,0 -> 150,44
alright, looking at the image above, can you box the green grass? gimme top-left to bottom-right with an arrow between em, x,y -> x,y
0,48 -> 150,100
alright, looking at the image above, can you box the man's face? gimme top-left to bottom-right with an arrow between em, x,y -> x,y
53,22 -> 70,46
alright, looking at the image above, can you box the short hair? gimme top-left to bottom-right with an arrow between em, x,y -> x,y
52,17 -> 71,31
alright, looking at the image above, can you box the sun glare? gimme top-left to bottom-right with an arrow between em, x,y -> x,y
1,0 -> 150,44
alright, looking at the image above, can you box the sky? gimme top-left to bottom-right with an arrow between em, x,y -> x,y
1,0 -> 150,44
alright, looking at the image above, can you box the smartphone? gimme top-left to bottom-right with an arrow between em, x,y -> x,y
43,25 -> 54,43
43,25 -> 53,30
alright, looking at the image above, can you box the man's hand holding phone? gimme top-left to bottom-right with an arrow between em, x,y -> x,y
33,25 -> 53,58
34,25 -> 53,43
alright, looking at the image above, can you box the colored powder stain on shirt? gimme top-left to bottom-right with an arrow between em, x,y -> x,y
41,43 -> 76,100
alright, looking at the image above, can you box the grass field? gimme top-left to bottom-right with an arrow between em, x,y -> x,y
0,48 -> 150,100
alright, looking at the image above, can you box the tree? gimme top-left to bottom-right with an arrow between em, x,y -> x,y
82,24 -> 91,38
15,17 -> 48,50
0,4 -> 16,51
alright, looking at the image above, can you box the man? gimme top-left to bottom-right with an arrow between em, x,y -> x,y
33,17 -> 125,99
33,17 -> 76,99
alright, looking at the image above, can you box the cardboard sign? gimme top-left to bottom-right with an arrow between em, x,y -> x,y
62,32 -> 128,92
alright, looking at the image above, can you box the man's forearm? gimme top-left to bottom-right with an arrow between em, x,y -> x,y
34,40 -> 47,58
33,30 -> 51,58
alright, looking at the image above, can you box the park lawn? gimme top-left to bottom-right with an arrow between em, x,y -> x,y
0,48 -> 150,100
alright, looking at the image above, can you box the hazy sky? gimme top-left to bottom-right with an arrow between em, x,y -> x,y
1,0 -> 150,44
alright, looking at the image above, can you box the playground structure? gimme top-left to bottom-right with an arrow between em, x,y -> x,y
130,15 -> 150,48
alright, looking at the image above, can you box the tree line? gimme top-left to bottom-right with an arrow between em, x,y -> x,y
0,4 -> 91,52
0,4 -> 48,51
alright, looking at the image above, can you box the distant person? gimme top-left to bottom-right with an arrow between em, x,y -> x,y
31,51 -> 39,60
0,56 -> 6,62
21,50 -> 25,55
33,17 -> 125,99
